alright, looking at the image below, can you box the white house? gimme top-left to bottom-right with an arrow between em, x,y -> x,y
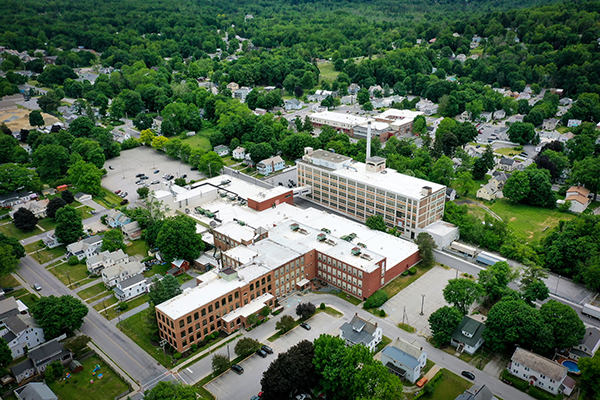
508,347 -> 572,396
566,186 -> 591,213
213,145 -> 230,156
284,98 -> 304,110
102,260 -> 144,287
568,119 -> 582,128
66,235 -> 103,261
86,249 -> 129,274
14,382 -> 58,400
451,315 -> 486,355
121,221 -> 142,241
569,327 -> 600,360
543,118 -> 559,131
113,274 -> 148,301
339,314 -> 382,352
381,339 -> 427,383
476,182 -> 503,201
257,156 -> 285,175
0,314 -> 46,359
232,146 -> 246,160
492,109 -> 506,120
74,192 -> 92,202
42,233 -> 61,249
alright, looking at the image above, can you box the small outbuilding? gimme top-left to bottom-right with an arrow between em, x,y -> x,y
69,360 -> 83,373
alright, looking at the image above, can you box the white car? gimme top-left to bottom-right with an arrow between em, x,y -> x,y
33,284 -> 42,291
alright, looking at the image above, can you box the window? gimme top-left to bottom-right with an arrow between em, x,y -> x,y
181,331 -> 186,338
235,292 -> 239,299
209,316 -> 214,322
187,316 -> 192,324
179,320 -> 184,328
203,319 -> 207,326
195,323 -> 200,330
208,305 -> 213,313
221,298 -> 226,306
215,301 -> 219,309
250,283 -> 254,291
194,312 -> 199,320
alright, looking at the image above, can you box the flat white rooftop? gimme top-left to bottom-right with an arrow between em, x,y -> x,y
247,186 -> 292,203
216,221 -> 256,243
378,109 -> 423,120
310,111 -> 369,126
221,293 -> 274,323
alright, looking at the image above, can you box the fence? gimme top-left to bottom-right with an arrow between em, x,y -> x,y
222,166 -> 273,189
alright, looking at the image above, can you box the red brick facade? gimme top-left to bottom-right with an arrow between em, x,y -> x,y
247,190 -> 294,211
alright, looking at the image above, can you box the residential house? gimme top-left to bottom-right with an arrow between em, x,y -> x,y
340,95 -> 356,105
339,314 -> 383,352
105,209 -> 131,228
568,119 -> 582,128
489,171 -> 510,189
508,347 -> 572,396
348,83 -> 360,95
381,339 -> 427,383
121,221 -> 142,241
153,116 -> 163,130
114,274 -> 148,302
476,182 -> 503,201
479,112 -> 492,123
455,385 -> 494,400
65,235 -> 103,261
284,98 -> 304,111
492,109 -> 506,120
213,145 -> 230,156
102,260 -> 144,287
14,382 -> 58,400
42,233 -> 60,249
506,114 -> 524,124
451,315 -> 486,355
232,146 -> 246,160
0,297 -> 22,324
415,99 -> 438,115
498,157 -> 516,171
233,87 -> 251,102
455,54 -> 467,63
9,199 -> 49,219
446,187 -> 457,201
566,186 -> 591,213
458,111 -> 470,122
0,314 -> 46,359
543,118 -> 559,131
74,192 -> 92,202
86,249 -> 129,274
167,259 -> 190,276
569,327 -> 600,360
307,90 -> 333,102
226,82 -> 239,91
368,85 -> 383,96
11,339 -> 73,383
559,97 -> 573,106
257,156 -> 285,175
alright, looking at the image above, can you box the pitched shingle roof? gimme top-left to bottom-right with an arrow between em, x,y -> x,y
512,347 -> 567,382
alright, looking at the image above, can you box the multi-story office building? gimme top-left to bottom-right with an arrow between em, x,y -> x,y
297,148 -> 446,239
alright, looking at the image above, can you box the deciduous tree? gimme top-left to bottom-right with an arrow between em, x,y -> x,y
539,300 -> 585,350
234,338 -> 261,357
275,315 -> 295,334
101,229 -> 125,252
0,338 -> 12,367
296,302 -> 316,320
156,215 -> 204,262
478,261 -> 516,302
415,232 -> 436,268
366,215 -> 386,232
211,354 -> 230,375
46,197 -> 67,219
443,278 -> 483,315
31,295 -> 89,339
144,381 -> 198,400
28,110 -> 45,127
428,306 -> 463,346
54,205 -> 83,244
13,208 -> 38,232
148,274 -> 182,306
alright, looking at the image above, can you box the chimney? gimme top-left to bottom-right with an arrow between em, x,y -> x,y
366,121 -> 372,160
421,186 -> 432,196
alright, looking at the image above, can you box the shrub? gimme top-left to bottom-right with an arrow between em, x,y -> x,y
501,370 -> 529,391
117,302 -> 129,311
68,256 -> 79,265
364,290 -> 389,309
379,309 -> 386,317
528,386 -> 558,400
320,303 -> 325,310
401,270 -> 409,276
173,352 -> 182,359
408,267 -> 417,275
191,343 -> 198,352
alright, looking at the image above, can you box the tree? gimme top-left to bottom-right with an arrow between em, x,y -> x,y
503,170 -> 530,203
152,135 -> 169,151
478,261 -> 516,302
37,91 -> 62,113
156,215 -> 204,262
33,144 -> 70,181
0,233 -> 25,259
0,163 -> 42,195
0,244 -> 19,277
13,208 -> 38,232
276,315 -> 295,334
31,295 -> 88,339
148,275 -> 182,306
296,302 -> 316,320
234,337 -> 261,357
101,229 -> 125,252
363,101 -> 373,111
357,88 -> 370,105
571,156 -> 600,201
140,129 -> 156,146
0,338 -> 12,367
301,71 -> 315,90
29,110 -> 45,127
365,215 -> 386,232
64,335 -> 92,357
46,197 -> 67,219
44,360 -> 64,382
198,151 -> 224,177
212,354 -> 230,375
580,352 -> 600,400
455,171 -> 476,196
67,160 -> 103,196
137,187 -> 150,199
507,122 -> 536,145
430,155 -> 454,185
415,232 -> 436,268
61,189 -> 75,204
144,381 -> 199,400
443,278 -> 483,315
428,306 -> 463,346
54,205 -> 83,244
539,300 -> 585,350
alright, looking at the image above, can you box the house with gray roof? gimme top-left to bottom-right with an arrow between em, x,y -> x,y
284,98 -> 304,110
455,384 -> 494,400
105,209 -> 131,228
508,347 -> 572,395
0,297 -> 20,323
498,157 -> 516,171
339,314 -> 382,352
121,221 -> 142,241
213,145 -> 230,156
11,339 -> 73,383
451,315 -> 486,355
114,274 -> 148,301
102,260 -> 144,287
66,235 -> 103,260
14,382 -> 58,400
569,327 -> 600,360
381,338 -> 427,383
0,314 -> 46,359
86,249 -> 128,274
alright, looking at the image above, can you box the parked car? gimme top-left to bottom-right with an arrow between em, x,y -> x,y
120,199 -> 129,205
181,174 -> 187,179
135,180 -> 144,185
300,322 -> 311,331
120,192 -> 128,198
191,167 -> 198,171
261,345 -> 273,354
114,190 -> 121,194
251,397 -> 260,400
140,176 -> 149,180
151,180 -> 159,184
2,287 -> 14,293
461,371 -> 475,380
33,284 -> 42,291
256,349 -> 267,358
231,364 -> 244,374
154,170 -> 160,174
109,165 -> 114,170
136,173 -> 144,178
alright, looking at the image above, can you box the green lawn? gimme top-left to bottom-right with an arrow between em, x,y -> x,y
417,369 -> 472,400
183,132 -> 212,152
318,61 -> 339,83
0,274 -> 19,288
125,294 -> 149,310
486,198 -> 576,242
78,282 -> 109,301
125,240 -> 149,257
50,262 -> 91,287
334,290 -> 362,306
118,308 -> 169,367
37,217 -> 58,231
0,223 -> 43,240
494,147 -> 521,156
48,355 -> 130,400
77,205 -> 96,219
177,273 -> 193,284
144,263 -> 170,277
93,296 -> 119,313
30,245 -> 66,264
398,322 -> 416,333
6,288 -> 29,299
15,293 -> 38,308
318,306 -> 343,318
94,188 -> 124,209
374,335 -> 392,354
381,263 -> 435,299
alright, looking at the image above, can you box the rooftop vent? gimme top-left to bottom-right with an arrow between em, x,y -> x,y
317,233 -> 326,241
321,228 -> 331,234
357,242 -> 367,248
290,223 -> 299,231
359,253 -> 373,261
351,247 -> 361,256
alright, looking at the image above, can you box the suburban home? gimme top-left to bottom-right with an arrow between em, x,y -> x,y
307,90 -> 333,102
415,99 -> 438,115
455,384 -> 494,400
569,327 -> 600,360
167,259 -> 190,276
213,145 -> 230,156
42,233 -> 61,249
74,192 -> 92,202
86,249 -> 129,274
451,315 -> 486,355
476,182 -> 503,201
233,87 -> 251,102
0,297 -> 26,324
14,382 -> 58,400
284,98 -> 304,110
101,260 -> 144,287
105,210 -> 131,228
66,235 -> 103,261
11,340 -> 73,384
0,314 -> 46,358
559,97 -> 573,106
381,339 -> 427,383
348,83 -> 360,95
479,112 -> 492,122
568,119 -> 582,128
492,110 -> 506,120
114,274 -> 148,301
339,314 -> 383,352
9,199 -> 49,219
543,118 -> 559,131
498,157 -> 516,171
566,186 -> 591,213
489,171 -> 510,189
257,156 -> 285,175
121,221 -> 142,241
232,146 -> 246,160
446,187 -> 457,201
508,347 -> 573,396
226,82 -> 240,91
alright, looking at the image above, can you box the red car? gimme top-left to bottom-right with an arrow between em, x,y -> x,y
114,190 -> 121,194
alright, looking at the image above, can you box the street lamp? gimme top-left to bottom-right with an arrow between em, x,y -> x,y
420,294 -> 425,316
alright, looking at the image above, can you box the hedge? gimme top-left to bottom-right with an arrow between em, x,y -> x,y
408,266 -> 417,275
501,370 -> 530,392
364,290 -> 389,309
528,386 -> 563,400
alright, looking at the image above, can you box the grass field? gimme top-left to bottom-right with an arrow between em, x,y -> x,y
318,61 -> 339,84
374,335 -> 392,354
125,240 -> 149,257
414,369 -> 472,400
0,222 -> 42,240
381,264 -> 435,299
50,262 -> 91,286
94,188 -> 124,209
144,263 -> 170,277
48,355 -> 130,400
0,274 -> 19,288
78,282 -> 108,301
118,308 -> 169,367
30,245 -> 66,264
93,296 -> 119,313
37,217 -> 58,231
494,147 -> 521,156
183,132 -> 212,152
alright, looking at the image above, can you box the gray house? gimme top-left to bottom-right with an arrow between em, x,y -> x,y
14,382 -> 58,400
450,315 -> 486,355
11,340 -> 73,383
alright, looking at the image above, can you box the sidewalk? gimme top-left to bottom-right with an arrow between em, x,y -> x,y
111,302 -> 149,324
72,278 -> 102,293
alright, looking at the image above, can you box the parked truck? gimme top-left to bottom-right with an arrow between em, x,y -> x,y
582,303 -> 600,319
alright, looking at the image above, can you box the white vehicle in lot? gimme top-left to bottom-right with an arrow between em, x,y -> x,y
582,303 -> 600,319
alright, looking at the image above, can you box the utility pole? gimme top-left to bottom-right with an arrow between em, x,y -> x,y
420,294 -> 425,316
66,271 -> 72,288
555,275 -> 561,295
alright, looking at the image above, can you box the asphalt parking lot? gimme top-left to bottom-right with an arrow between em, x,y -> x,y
102,147 -> 206,204
204,311 -> 341,400
262,166 -> 298,188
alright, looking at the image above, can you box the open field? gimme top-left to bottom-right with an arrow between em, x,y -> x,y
318,61 -> 339,84
49,262 -> 91,286
0,223 -> 43,241
125,240 -> 149,257
0,108 -> 60,131
182,132 -> 213,152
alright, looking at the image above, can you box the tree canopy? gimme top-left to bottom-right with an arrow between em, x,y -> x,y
31,295 -> 88,339
156,215 -> 204,262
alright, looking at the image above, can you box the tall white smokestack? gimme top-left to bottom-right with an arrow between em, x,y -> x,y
366,121 -> 372,160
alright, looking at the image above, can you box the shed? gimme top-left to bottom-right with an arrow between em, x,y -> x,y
69,360 -> 83,373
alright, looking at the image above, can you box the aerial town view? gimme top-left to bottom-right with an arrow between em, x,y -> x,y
1,0 -> 600,399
